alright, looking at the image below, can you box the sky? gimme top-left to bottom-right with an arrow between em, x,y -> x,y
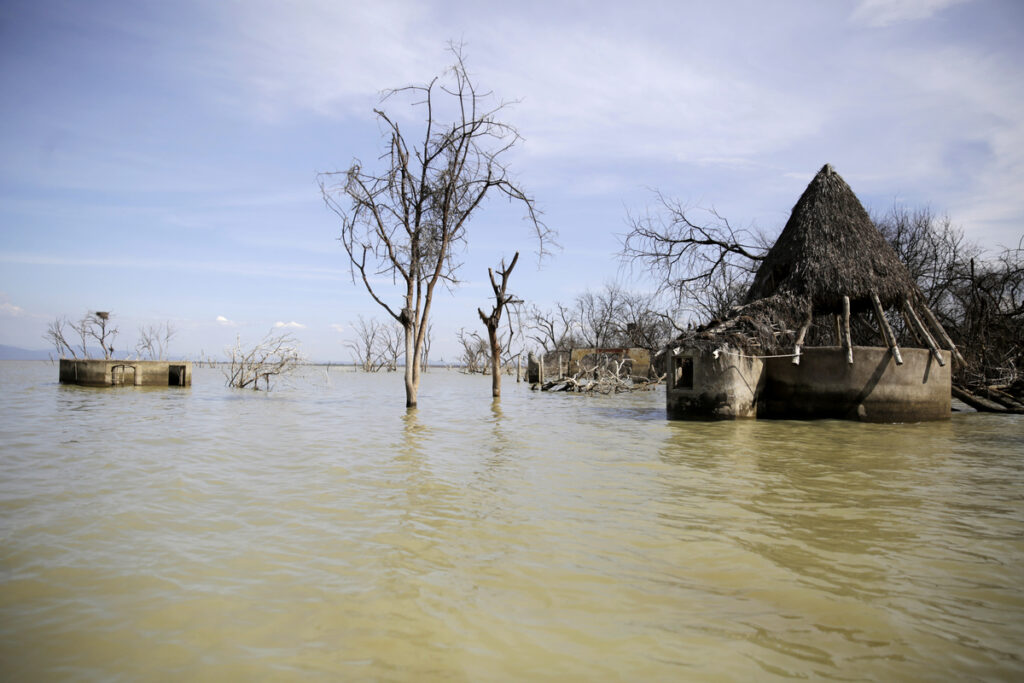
1,0 -> 1022,362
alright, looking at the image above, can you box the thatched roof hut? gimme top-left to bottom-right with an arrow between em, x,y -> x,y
682,164 -> 963,367
745,164 -> 917,312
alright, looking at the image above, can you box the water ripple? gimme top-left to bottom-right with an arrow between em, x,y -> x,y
1,362 -> 1023,680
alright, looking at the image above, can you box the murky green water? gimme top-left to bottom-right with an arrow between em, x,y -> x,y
1,361 -> 1022,680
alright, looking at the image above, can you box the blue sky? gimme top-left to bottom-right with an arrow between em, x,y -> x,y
1,0 -> 1021,362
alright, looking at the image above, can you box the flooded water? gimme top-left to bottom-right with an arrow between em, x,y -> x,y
1,360 -> 1023,681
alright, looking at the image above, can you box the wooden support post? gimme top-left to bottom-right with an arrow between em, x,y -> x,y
870,292 -> 903,365
903,298 -> 945,367
791,313 -> 812,365
842,296 -> 853,364
916,294 -> 966,366
900,307 -> 922,345
833,314 -> 843,347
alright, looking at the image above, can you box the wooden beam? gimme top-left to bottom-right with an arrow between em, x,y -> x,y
842,296 -> 853,364
900,307 -> 922,345
916,293 -> 967,366
791,316 -> 812,365
833,314 -> 843,346
870,292 -> 903,365
903,298 -> 945,367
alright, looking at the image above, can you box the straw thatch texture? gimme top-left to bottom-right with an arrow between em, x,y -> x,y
745,164 -> 917,313
674,164 -> 929,356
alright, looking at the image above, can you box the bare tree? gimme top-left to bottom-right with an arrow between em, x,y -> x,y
136,322 -> 177,360
419,322 -> 433,372
478,252 -> 521,397
224,331 -> 303,391
621,193 -> 766,323
43,311 -> 120,359
457,328 -> 489,374
83,311 -> 118,359
346,316 -> 389,372
616,289 -> 674,350
574,286 -> 621,348
526,302 -> 580,353
318,44 -> 553,408
44,317 -> 78,359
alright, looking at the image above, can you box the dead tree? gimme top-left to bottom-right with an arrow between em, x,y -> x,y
621,192 -> 766,323
526,302 -> 580,353
318,44 -> 553,408
224,331 -> 302,391
44,317 -> 78,359
346,316 -> 390,372
457,328 -> 489,373
43,311 -> 119,359
83,311 -> 118,359
136,322 -> 177,360
478,252 -> 520,397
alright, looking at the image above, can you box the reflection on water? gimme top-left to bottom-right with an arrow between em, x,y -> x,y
1,361 -> 1023,680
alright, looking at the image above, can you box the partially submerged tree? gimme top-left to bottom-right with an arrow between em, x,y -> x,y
346,316 -> 392,372
319,44 -> 553,407
225,331 -> 302,391
457,328 -> 489,374
478,251 -> 521,397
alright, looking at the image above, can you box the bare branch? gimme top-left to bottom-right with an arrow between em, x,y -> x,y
318,43 -> 555,407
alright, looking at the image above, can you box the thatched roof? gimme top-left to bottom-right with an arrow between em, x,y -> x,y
744,164 -> 917,313
670,164 -> 966,366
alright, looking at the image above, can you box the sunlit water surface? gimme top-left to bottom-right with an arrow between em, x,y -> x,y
1,361 -> 1023,681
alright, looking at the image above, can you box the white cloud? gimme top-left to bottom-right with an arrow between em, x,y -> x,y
0,293 -> 25,317
850,0 -> 971,27
216,315 -> 236,326
329,323 -> 345,334
274,321 -> 306,329
1,302 -> 25,317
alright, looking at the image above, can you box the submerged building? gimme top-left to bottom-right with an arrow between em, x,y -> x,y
59,359 -> 192,387
666,164 -> 959,422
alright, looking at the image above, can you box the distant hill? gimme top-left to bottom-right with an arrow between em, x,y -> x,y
0,345 -> 53,361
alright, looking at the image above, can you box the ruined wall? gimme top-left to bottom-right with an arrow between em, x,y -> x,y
59,359 -> 192,387
666,347 -> 764,419
666,346 -> 950,422
760,347 -> 950,422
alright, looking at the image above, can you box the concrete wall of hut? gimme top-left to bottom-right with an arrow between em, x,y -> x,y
59,359 -> 192,387
666,346 -> 951,422
760,347 -> 950,422
666,348 -> 764,419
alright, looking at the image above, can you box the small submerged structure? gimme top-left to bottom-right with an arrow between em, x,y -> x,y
666,164 -> 959,422
59,359 -> 192,387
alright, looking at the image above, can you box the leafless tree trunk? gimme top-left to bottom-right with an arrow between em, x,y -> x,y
224,331 -> 303,390
318,44 -> 553,408
478,252 -> 520,397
